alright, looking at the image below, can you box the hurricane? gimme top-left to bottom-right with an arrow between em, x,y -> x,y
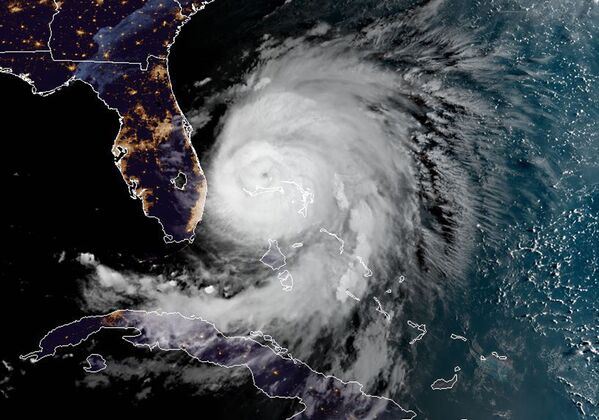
82,1 -> 504,393
194,27 -> 489,325
77,0 -> 599,417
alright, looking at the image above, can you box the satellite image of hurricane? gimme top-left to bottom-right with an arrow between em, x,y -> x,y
0,0 -> 598,418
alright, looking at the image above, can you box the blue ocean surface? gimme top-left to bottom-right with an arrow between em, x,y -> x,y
409,1 -> 599,417
1,1 -> 596,418
168,0 -> 599,417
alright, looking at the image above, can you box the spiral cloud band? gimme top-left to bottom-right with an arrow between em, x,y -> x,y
206,38 -> 419,303
82,7 -> 504,395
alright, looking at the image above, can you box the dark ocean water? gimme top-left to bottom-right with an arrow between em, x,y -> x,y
167,0 -> 599,418
1,0 -> 597,418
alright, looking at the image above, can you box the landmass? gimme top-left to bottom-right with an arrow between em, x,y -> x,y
373,297 -> 391,321
0,0 -> 211,242
407,320 -> 427,345
22,310 -> 417,419
277,270 -> 294,291
260,239 -> 287,271
430,374 -> 458,391
450,333 -> 468,342
319,228 -> 344,254
355,256 -> 373,277
243,180 -> 314,218
491,351 -> 508,361
345,290 -> 360,301
83,353 -> 107,373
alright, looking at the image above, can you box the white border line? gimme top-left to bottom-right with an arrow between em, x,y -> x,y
0,0 -> 215,244
83,353 -> 108,373
22,309 -> 418,420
